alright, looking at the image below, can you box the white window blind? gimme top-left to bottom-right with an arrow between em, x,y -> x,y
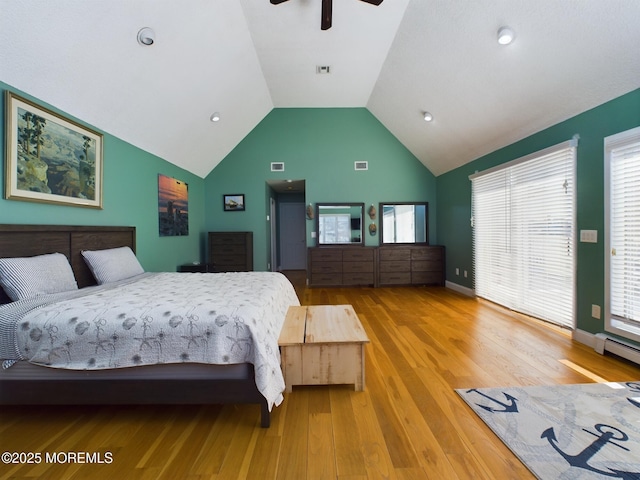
382,204 -> 416,243
470,139 -> 576,328
605,126 -> 640,342
318,214 -> 351,244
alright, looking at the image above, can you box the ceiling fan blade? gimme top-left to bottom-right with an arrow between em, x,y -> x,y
271,0 -> 379,30
321,0 -> 332,30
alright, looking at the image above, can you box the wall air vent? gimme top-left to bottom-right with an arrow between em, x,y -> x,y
271,162 -> 285,172
354,161 -> 368,171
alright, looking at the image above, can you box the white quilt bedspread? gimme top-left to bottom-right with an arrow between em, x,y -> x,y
10,272 -> 300,410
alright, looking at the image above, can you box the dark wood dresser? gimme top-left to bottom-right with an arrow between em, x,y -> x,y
208,231 -> 253,272
377,245 -> 445,286
308,247 -> 376,287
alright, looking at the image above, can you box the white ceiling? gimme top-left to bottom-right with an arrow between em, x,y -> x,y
1,0 -> 639,178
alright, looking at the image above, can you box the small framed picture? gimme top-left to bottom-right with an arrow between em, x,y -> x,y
223,194 -> 245,211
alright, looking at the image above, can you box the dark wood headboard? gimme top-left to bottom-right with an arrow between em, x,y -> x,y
0,225 -> 136,289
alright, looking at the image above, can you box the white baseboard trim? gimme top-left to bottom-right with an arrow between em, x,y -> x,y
572,328 -> 596,349
573,328 -> 640,365
445,281 -> 475,297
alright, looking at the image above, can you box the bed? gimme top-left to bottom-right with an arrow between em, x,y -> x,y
0,224 -> 300,427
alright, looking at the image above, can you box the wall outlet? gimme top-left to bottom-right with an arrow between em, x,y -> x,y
464,270 -> 468,278
580,230 -> 598,243
591,304 -> 601,319
456,268 -> 460,276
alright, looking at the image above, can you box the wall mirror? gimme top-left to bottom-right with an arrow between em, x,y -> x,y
316,203 -> 364,246
379,202 -> 428,244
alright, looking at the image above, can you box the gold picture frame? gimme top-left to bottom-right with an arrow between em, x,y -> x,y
4,91 -> 103,208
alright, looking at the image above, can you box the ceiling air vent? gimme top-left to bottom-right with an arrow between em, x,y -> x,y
354,161 -> 368,171
271,162 -> 285,172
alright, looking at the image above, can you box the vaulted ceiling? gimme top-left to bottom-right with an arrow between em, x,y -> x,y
2,0 -> 639,178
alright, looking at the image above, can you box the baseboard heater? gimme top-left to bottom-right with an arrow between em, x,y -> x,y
594,333 -> 640,365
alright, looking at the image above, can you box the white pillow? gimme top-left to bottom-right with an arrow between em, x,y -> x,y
82,246 -> 144,284
0,253 -> 78,301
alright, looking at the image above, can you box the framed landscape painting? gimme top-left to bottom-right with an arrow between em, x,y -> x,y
223,194 -> 245,211
4,91 -> 103,208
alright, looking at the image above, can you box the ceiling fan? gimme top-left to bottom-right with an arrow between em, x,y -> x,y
270,0 -> 383,31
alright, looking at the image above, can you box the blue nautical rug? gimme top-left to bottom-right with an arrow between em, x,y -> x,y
457,382 -> 640,479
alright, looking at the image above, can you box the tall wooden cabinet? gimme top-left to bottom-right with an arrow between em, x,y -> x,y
208,232 -> 253,272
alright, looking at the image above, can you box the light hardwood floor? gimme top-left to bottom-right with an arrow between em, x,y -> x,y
2,278 -> 639,479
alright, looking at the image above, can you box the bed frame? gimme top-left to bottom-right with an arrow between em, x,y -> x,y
0,224 -> 271,427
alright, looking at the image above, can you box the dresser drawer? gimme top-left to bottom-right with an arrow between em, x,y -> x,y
379,260 -> 410,272
343,272 -> 374,285
379,249 -> 410,261
411,248 -> 443,261
311,261 -> 342,274
343,261 -> 374,273
210,233 -> 248,246
343,249 -> 374,261
411,271 -> 443,285
310,249 -> 343,262
311,273 -> 342,285
213,244 -> 247,256
212,254 -> 248,266
412,260 -> 443,272
379,272 -> 411,285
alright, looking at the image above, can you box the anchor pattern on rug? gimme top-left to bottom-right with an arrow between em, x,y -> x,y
541,423 -> 640,479
465,388 -> 519,413
627,382 -> 640,410
461,383 -> 640,479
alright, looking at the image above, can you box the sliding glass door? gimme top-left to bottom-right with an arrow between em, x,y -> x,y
471,139 -> 576,328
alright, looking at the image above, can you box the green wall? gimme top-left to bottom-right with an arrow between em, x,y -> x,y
0,83 -> 206,272
9,82 -> 636,340
437,88 -> 640,337
204,108 -> 437,271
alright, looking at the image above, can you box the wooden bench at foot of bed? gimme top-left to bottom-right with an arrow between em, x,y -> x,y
278,305 -> 370,392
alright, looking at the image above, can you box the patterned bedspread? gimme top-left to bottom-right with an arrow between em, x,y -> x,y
0,272 -> 300,410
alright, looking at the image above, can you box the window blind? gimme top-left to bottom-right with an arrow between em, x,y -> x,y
605,126 -> 640,342
470,139 -> 576,328
382,204 -> 416,243
319,214 -> 351,244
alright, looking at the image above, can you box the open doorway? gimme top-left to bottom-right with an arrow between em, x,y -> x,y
266,180 -> 307,281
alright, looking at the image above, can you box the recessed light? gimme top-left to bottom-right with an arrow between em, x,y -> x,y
423,111 -> 433,122
137,27 -> 155,46
210,112 -> 221,122
497,26 -> 515,45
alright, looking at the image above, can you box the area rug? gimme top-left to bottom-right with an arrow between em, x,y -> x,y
457,382 -> 640,479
